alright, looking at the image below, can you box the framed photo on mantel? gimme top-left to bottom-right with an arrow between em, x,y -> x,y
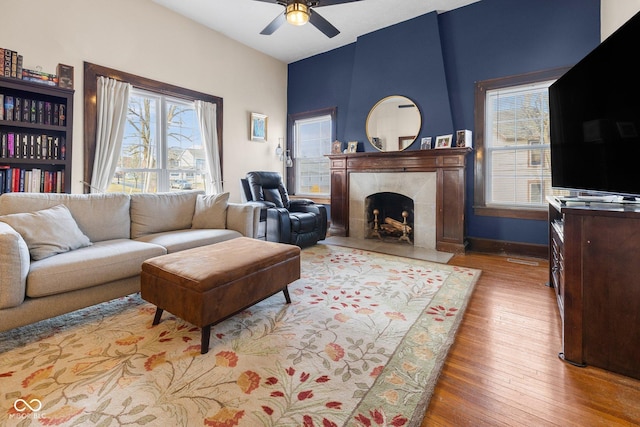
435,134 -> 452,149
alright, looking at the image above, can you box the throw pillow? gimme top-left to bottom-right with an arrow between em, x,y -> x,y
0,204 -> 92,261
192,192 -> 229,229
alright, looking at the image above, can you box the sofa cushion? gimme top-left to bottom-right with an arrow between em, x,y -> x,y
27,239 -> 167,298
135,229 -> 241,253
0,222 -> 30,309
0,205 -> 92,261
0,192 -> 131,242
130,191 -> 201,239
192,192 -> 229,229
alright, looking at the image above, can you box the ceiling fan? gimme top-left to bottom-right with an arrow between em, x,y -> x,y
253,0 -> 363,38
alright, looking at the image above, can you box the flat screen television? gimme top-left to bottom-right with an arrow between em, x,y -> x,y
549,11 -> 640,200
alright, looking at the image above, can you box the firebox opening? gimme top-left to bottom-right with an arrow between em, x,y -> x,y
365,192 -> 414,244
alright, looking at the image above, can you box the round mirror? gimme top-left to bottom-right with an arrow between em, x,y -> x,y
366,95 -> 422,151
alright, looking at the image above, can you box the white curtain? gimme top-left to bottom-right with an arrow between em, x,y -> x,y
195,100 -> 223,194
90,77 -> 131,193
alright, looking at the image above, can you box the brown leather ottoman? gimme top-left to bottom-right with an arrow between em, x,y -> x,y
140,237 -> 301,354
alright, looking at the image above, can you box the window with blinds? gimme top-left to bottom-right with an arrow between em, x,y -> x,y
293,114 -> 332,196
484,81 -> 566,208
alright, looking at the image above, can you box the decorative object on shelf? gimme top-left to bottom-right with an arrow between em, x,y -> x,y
250,112 -> 267,141
435,134 -> 453,149
57,64 -> 74,89
456,129 -> 473,148
347,141 -> 358,153
331,140 -> 342,154
420,137 -> 432,150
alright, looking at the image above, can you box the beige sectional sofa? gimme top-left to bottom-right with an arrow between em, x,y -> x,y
0,190 -> 261,332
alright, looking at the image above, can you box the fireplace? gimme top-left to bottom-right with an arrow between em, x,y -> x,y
365,192 -> 414,243
349,172 -> 436,249
328,149 -> 470,253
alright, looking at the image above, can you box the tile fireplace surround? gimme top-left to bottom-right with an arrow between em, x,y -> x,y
327,148 -> 471,254
350,172 -> 436,249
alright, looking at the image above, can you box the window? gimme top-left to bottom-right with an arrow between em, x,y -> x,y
474,68 -> 570,219
288,107 -> 336,197
83,62 -> 222,194
109,89 -> 204,193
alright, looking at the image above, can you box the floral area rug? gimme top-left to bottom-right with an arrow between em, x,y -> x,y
0,244 -> 480,427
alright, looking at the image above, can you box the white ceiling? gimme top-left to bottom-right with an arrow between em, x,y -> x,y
153,0 -> 480,64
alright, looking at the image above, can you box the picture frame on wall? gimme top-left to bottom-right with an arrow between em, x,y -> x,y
435,134 -> 453,149
250,112 -> 268,141
347,141 -> 358,153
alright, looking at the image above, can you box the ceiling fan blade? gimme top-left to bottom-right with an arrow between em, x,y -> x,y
309,9 -> 340,38
260,12 -> 287,35
314,0 -> 362,5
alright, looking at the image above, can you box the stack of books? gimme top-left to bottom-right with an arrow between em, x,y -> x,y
0,47 -> 23,79
0,165 -> 65,194
1,47 -> 60,86
0,95 -> 67,125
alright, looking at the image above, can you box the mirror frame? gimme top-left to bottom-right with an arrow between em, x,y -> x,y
365,95 -> 422,152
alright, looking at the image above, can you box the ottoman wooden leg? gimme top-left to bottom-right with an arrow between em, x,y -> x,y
283,286 -> 291,304
201,325 -> 211,354
152,308 -> 164,325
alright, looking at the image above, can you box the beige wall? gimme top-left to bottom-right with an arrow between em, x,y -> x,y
602,0 -> 640,40
0,0 -> 287,201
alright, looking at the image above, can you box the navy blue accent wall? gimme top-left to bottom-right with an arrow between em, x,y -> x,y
287,0 -> 601,246
343,13 -> 452,151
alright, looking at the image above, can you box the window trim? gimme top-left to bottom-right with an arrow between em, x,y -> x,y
83,62 -> 223,193
473,67 -> 571,220
286,107 -> 336,195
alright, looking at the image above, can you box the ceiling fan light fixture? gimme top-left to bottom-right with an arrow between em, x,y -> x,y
286,2 -> 309,26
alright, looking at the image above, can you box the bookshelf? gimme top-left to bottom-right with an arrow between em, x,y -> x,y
0,75 -> 73,193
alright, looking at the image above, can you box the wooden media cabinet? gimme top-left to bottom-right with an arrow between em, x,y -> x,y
548,197 -> 640,379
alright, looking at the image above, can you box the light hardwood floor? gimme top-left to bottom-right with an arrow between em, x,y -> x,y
421,252 -> 640,426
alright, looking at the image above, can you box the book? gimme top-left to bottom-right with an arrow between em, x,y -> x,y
14,98 -> 21,121
3,49 -> 12,78
21,76 -> 58,86
59,104 -> 66,126
11,51 -> 18,78
22,68 -> 58,81
44,102 -> 52,125
36,100 -> 44,124
0,94 -> 3,120
29,99 -> 36,123
7,132 -> 15,157
21,98 -> 30,123
4,96 -> 14,120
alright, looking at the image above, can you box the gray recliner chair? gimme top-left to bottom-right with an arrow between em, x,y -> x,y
241,171 -> 327,248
